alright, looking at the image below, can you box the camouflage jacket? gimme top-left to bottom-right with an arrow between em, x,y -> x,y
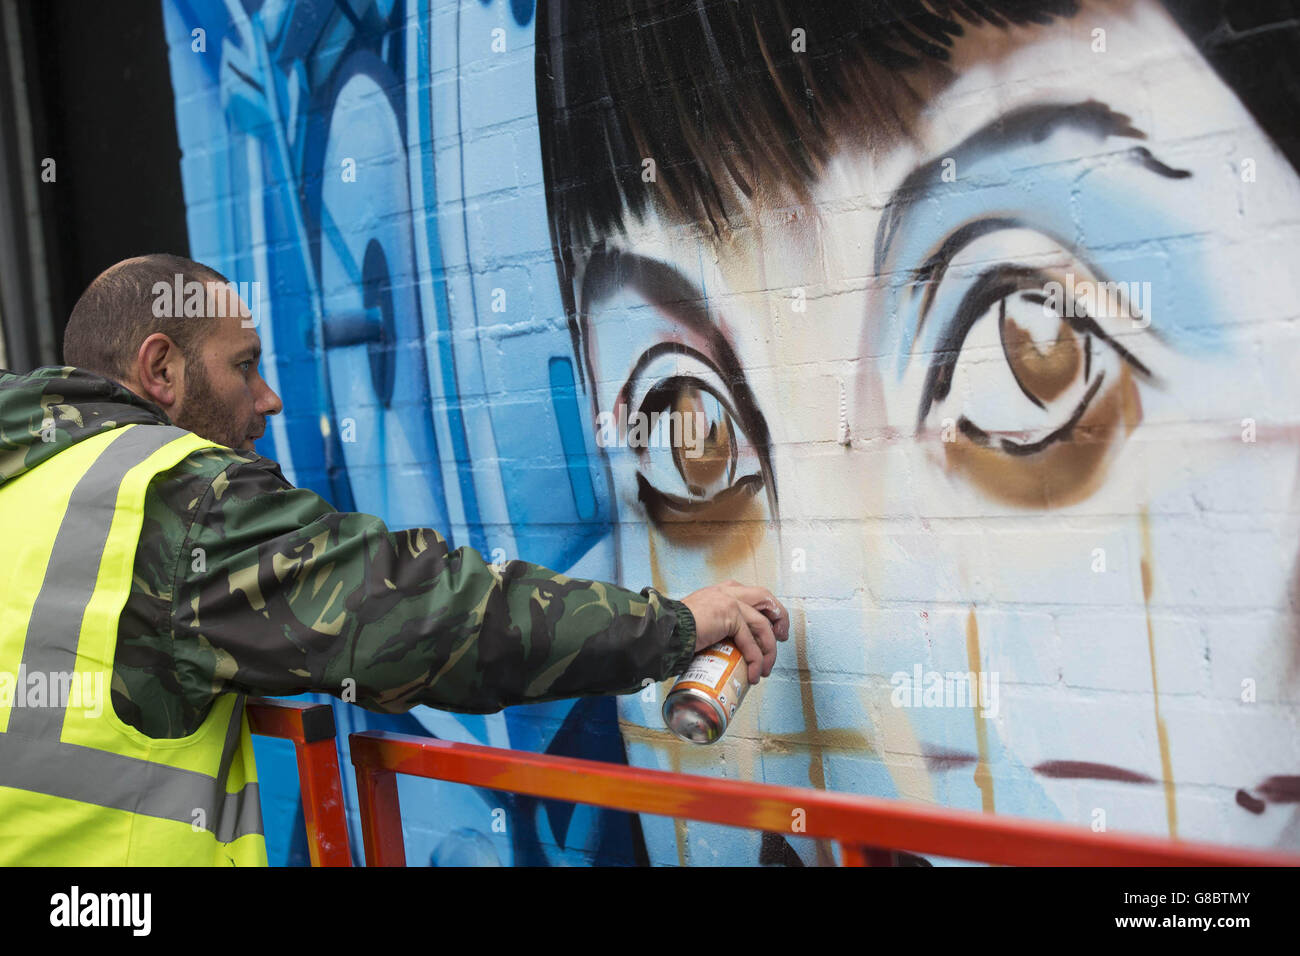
0,367 -> 697,738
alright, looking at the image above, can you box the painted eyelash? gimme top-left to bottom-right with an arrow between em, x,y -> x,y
957,373 -> 1105,456
620,342 -> 719,408
635,471 -> 765,524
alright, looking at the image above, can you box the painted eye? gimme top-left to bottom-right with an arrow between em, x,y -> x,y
999,291 -> 1088,409
640,378 -> 740,498
918,252 -> 1152,506
617,350 -> 763,523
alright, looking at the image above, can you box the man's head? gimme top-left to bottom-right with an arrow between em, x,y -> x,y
62,253 -> 282,452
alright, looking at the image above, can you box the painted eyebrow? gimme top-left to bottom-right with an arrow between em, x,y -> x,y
578,245 -> 748,392
872,99 -> 1186,277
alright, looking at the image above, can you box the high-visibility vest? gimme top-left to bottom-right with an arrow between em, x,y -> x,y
0,423 -> 267,865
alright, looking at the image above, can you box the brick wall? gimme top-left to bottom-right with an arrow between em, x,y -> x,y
162,0 -> 1300,865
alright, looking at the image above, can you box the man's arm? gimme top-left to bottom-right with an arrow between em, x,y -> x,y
159,452 -> 698,720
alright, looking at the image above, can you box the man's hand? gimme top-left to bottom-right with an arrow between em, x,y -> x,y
680,581 -> 790,685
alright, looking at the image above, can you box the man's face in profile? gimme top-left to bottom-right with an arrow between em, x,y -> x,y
170,283 -> 281,453
575,0 -> 1300,861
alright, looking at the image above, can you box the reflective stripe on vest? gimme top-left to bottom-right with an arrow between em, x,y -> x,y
0,424 -> 267,865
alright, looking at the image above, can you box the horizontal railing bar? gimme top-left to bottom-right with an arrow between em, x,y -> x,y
349,731 -> 1300,867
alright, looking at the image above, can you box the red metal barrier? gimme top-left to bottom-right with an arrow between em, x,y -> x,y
247,698 -> 352,866
348,730 -> 1300,867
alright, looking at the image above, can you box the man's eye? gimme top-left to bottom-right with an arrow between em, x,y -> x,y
918,256 -> 1153,506
239,361 -> 253,374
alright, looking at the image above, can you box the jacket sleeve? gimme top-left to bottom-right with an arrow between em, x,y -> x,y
170,454 -> 697,714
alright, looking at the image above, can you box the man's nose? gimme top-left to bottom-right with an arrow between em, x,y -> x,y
258,377 -> 284,416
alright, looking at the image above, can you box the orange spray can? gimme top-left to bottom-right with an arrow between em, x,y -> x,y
661,639 -> 750,744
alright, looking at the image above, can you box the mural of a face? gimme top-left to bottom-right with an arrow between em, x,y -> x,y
560,0 -> 1300,864
163,0 -> 1299,866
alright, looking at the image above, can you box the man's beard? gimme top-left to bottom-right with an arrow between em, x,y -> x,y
173,359 -> 244,449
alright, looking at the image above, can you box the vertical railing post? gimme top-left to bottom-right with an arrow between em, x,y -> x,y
351,737 -> 407,866
293,734 -> 352,867
246,697 -> 352,866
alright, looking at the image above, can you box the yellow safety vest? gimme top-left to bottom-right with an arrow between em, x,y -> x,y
0,423 -> 267,865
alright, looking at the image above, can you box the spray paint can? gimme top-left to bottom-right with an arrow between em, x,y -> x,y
662,639 -> 750,744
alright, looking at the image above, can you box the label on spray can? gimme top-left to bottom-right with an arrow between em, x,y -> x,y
662,639 -> 750,744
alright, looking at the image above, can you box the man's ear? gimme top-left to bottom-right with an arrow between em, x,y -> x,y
132,332 -> 184,412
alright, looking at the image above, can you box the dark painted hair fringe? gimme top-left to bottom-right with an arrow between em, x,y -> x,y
534,0 -> 1300,382
536,0 -> 1084,250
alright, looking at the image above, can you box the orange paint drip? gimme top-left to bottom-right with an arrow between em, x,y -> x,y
647,528 -> 689,865
965,608 -> 995,814
1140,508 -> 1178,839
791,604 -> 836,866
647,526 -> 665,596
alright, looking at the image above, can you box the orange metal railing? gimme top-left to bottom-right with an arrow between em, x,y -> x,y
348,729 -> 1300,867
246,698 -> 352,866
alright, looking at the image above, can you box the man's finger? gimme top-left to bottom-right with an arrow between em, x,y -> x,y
727,609 -> 764,685
721,585 -> 790,641
763,598 -> 791,642
736,601 -> 777,678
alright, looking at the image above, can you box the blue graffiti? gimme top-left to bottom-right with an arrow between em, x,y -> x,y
162,0 -> 623,865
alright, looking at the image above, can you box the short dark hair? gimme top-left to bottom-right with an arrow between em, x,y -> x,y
536,0 -> 1083,250
535,0 -> 1085,386
538,0 -> 1300,247
536,0 -> 1300,385
62,253 -> 230,381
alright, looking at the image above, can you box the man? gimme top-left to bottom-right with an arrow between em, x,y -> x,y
0,253 -> 789,865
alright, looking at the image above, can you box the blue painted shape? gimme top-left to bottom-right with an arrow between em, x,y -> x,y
549,356 -> 597,521
431,827 -> 502,866
511,0 -> 536,26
